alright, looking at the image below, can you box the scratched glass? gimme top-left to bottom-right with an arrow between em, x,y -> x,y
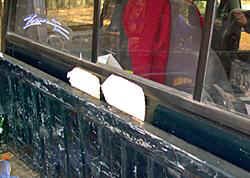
98,0 -> 203,95
201,0 -> 250,117
13,0 -> 94,59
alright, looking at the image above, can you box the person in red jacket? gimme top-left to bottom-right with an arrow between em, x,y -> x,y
122,0 -> 171,83
122,0 -> 203,85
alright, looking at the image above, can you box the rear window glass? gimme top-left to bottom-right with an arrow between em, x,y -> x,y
11,0 -> 204,95
202,0 -> 250,118
98,0 -> 202,94
13,0 -> 94,59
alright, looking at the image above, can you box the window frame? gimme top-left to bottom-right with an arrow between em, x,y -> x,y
2,0 -> 250,137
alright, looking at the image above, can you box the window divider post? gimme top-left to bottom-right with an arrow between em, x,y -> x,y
193,0 -> 217,101
91,0 -> 101,63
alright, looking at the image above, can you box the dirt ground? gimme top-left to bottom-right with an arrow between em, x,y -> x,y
10,156 -> 39,178
47,7 -> 93,26
239,32 -> 250,50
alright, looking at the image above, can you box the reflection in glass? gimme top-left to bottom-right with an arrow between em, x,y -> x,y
13,0 -> 94,59
98,0 -> 202,94
202,0 -> 250,116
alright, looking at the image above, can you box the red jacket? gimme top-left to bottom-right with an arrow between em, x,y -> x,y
123,0 -> 171,83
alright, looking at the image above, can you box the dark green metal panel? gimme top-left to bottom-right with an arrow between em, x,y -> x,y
153,105 -> 250,171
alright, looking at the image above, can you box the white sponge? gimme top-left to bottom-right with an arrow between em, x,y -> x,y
67,67 -> 100,99
102,75 -> 145,121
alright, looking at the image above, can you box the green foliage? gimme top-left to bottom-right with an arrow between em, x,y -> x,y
195,1 -> 207,15
0,116 -> 4,134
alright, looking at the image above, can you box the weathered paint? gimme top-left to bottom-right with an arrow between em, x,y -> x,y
0,55 -> 249,177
